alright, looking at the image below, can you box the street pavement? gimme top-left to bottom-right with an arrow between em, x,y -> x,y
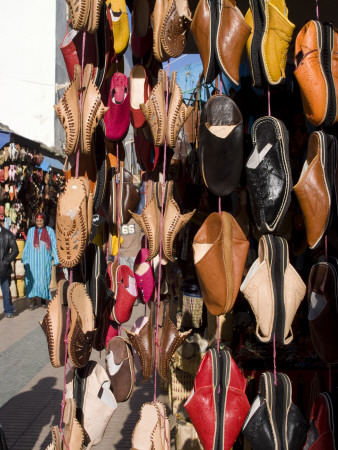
0,298 -> 170,449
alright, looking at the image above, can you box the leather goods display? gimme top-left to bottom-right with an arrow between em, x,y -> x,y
245,0 -> 294,87
131,402 -> 170,450
105,335 -> 135,402
66,0 -> 105,33
162,181 -> 196,262
193,211 -> 249,316
294,20 -> 338,127
198,95 -> 243,197
184,348 -> 250,450
246,116 -> 292,233
129,64 -> 151,129
240,235 -> 306,344
294,131 -> 337,249
160,0 -> 192,59
104,72 -> 130,142
304,392 -> 336,450
40,280 -> 69,368
131,0 -> 153,58
67,360 -> 117,449
242,372 -> 308,450
216,0 -> 251,85
56,177 -> 93,268
67,282 -> 96,368
307,259 -> 338,364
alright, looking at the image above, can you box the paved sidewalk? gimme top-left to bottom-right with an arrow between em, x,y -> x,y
0,300 -> 170,449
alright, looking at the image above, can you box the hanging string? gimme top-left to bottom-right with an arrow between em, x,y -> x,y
268,84 -> 271,117
316,0 -> 319,20
116,143 -> 120,264
325,235 -> 328,261
273,333 -> 277,385
329,364 -> 332,392
154,61 -> 170,403
219,74 -> 223,96
217,316 -> 220,354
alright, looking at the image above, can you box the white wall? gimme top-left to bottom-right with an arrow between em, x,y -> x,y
0,1 -> 56,147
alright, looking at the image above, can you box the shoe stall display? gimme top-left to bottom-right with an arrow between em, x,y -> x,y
41,0 -> 338,449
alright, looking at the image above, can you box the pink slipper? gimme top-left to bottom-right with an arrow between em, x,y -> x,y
104,72 -> 130,142
134,248 -> 154,303
111,265 -> 138,324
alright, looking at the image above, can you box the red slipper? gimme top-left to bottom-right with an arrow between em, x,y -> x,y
110,265 -> 138,324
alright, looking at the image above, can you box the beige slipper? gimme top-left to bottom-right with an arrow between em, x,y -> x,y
63,398 -> 84,450
56,177 -> 93,268
131,402 -> 163,449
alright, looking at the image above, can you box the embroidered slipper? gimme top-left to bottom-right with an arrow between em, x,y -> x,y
131,402 -> 163,449
62,398 -> 85,450
67,282 -> 96,368
56,176 -> 93,268
40,280 -> 69,368
105,335 -> 135,402
45,426 -> 62,450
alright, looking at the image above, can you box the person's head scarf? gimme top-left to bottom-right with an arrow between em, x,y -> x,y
34,212 -> 51,250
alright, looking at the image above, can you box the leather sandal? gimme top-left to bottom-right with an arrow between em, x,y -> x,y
160,0 -> 191,59
56,177 -> 93,268
67,282 -> 96,368
40,280 -> 69,368
129,196 -> 160,261
54,65 -> 81,155
162,180 -> 195,262
65,0 -> 90,31
131,402 -> 163,449
140,69 -> 167,146
62,398 -> 85,450
81,63 -> 108,154
45,426 -> 62,450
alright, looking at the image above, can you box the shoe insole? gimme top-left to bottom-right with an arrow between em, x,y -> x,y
131,68 -> 146,109
308,292 -> 327,320
132,404 -> 159,450
99,380 -> 117,408
127,275 -> 137,296
206,124 -> 236,139
193,243 -> 212,263
246,143 -> 273,169
242,396 -> 262,429
135,261 -> 149,276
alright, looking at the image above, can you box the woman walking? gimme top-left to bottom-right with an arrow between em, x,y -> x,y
22,212 -> 59,309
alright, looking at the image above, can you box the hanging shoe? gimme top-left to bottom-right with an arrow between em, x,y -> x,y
157,302 -> 191,383
62,398 -> 85,450
65,0 -> 90,31
67,282 -> 96,368
166,72 -> 193,148
87,0 -> 105,33
134,248 -> 155,303
119,168 -> 140,225
129,196 -> 161,260
54,65 -> 81,155
140,69 -> 167,146
81,63 -> 108,154
160,0 -> 192,59
240,235 -> 306,344
129,64 -> 151,129
106,0 -> 130,56
152,0 -> 171,62
131,0 -> 153,59
123,312 -> 154,383
132,403 -> 166,449
104,72 -> 130,142
304,392 -> 336,450
40,280 -> 69,367
242,372 -> 308,450
45,426 -> 62,450
110,265 -> 138,324
162,181 -> 195,262
105,335 -> 135,402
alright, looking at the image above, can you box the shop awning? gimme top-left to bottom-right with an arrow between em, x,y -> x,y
0,131 -> 10,149
38,155 -> 64,171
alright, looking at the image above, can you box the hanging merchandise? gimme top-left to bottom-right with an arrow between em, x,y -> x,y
131,0 -> 153,59
129,64 -> 151,129
104,72 -> 130,141
198,94 -> 243,197
294,21 -> 338,127
65,0 -> 105,32
246,116 -> 292,234
240,235 -> 306,344
106,0 -> 130,55
245,0 -> 295,86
